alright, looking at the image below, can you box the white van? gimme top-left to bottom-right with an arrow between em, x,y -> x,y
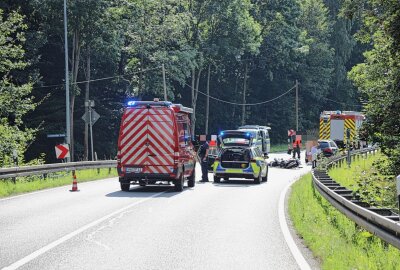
238,125 -> 271,155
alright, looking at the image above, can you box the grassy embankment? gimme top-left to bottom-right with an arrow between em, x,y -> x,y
0,168 -> 118,198
289,170 -> 400,269
329,151 -> 396,209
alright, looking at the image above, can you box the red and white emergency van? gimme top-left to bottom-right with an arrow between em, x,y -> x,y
117,99 -> 196,192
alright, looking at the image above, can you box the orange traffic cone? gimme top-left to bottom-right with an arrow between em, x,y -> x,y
69,171 -> 79,192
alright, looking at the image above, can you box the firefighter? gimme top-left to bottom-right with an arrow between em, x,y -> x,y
292,138 -> 301,159
199,140 -> 210,182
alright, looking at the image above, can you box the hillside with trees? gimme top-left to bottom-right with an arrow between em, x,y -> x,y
0,0 -> 397,172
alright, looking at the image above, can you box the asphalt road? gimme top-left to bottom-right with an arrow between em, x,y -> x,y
0,152 -> 314,270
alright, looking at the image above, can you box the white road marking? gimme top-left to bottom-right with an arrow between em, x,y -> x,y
278,177 -> 312,270
2,189 -> 169,270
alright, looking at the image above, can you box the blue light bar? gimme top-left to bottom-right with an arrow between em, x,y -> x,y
220,131 -> 224,136
127,101 -> 136,106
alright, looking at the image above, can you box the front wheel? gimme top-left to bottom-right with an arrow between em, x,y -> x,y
262,166 -> 268,182
174,172 -> 184,192
188,168 -> 195,188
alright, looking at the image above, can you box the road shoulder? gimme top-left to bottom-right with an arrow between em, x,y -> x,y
284,179 -> 321,270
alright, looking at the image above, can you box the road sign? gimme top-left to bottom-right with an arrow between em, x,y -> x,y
55,144 -> 70,159
47,134 -> 66,138
81,109 -> 100,126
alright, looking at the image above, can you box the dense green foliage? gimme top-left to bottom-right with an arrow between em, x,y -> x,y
343,0 -> 400,175
0,0 -> 383,163
0,8 -> 37,166
289,174 -> 400,270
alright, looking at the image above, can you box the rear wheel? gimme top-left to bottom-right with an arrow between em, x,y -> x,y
120,182 -> 130,191
188,168 -> 195,187
214,176 -> 221,183
174,172 -> 184,192
254,171 -> 261,184
262,166 -> 268,182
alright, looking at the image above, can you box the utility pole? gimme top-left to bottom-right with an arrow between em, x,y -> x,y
295,79 -> 299,132
241,62 -> 248,126
63,0 -> 71,162
162,64 -> 167,101
89,102 -> 94,161
205,64 -> 210,135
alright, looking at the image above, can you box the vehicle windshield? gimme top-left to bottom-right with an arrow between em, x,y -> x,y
237,130 -> 257,137
319,142 -> 330,148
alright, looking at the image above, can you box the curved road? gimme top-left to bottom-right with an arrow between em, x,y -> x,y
0,153 -> 314,270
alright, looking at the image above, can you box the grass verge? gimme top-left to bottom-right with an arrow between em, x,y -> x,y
0,168 -> 118,198
270,144 -> 288,153
328,152 -> 381,189
288,173 -> 400,270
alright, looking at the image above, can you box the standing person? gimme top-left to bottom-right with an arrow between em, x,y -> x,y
311,143 -> 318,168
292,139 -> 301,159
199,140 -> 210,182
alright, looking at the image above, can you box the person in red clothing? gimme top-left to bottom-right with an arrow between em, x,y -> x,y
292,138 -> 301,159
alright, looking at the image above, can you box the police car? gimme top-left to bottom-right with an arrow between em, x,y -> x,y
213,130 -> 268,184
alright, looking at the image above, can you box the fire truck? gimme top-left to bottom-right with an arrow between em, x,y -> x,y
319,111 -> 365,148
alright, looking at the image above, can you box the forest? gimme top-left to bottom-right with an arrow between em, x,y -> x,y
0,0 -> 398,175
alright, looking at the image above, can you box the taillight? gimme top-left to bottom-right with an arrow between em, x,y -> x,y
324,148 -> 332,153
174,152 -> 180,164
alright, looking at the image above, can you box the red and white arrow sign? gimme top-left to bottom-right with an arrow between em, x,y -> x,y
55,144 -> 70,159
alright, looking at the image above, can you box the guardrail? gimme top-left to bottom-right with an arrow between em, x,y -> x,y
0,160 -> 117,180
312,147 -> 400,249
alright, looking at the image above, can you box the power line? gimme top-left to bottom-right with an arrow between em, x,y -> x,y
323,97 -> 363,108
32,66 -> 162,89
182,80 -> 296,106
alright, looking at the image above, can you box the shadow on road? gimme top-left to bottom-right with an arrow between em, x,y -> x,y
211,179 -> 261,187
105,185 -> 193,198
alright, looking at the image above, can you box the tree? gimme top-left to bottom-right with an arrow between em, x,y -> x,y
345,0 -> 400,175
296,0 -> 334,130
0,9 -> 37,165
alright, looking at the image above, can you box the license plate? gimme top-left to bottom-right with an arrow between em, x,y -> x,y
126,167 -> 142,173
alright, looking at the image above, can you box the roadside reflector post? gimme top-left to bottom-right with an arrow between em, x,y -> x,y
346,128 -> 351,168
397,175 -> 400,216
12,149 -> 18,184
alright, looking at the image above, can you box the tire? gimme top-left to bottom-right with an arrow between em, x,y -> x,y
214,176 -> 221,183
188,168 -> 195,187
174,172 -> 184,192
262,166 -> 268,182
254,171 -> 261,184
120,182 -> 130,191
